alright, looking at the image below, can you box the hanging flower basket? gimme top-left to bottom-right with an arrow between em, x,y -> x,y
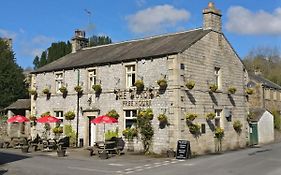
157,114 -> 168,123
245,88 -> 254,95
42,88 -> 50,95
59,86 -> 67,94
134,80 -> 144,92
106,109 -> 120,119
74,85 -> 83,93
228,87 -> 237,94
206,112 -> 216,120
157,79 -> 167,89
138,108 -> 154,120
122,128 -> 138,140
92,84 -> 102,94
186,80 -> 195,90
186,113 -> 198,121
209,84 -> 218,92
29,89 -> 37,95
52,126 -> 63,134
64,111 -> 75,120
233,120 -> 242,133
214,127 -> 224,139
188,123 -> 201,135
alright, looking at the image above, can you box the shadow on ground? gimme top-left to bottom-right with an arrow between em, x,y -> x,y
0,151 -> 30,165
0,169 -> 8,175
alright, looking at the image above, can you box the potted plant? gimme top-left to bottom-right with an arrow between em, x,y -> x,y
228,87 -> 237,94
186,80 -> 195,90
92,84 -> 102,94
233,120 -> 243,133
157,79 -> 167,90
134,80 -> 144,92
106,109 -> 120,119
59,86 -> 67,94
64,111 -> 75,120
42,87 -> 50,94
188,123 -> 201,135
209,84 -> 218,92
74,85 -> 83,93
245,88 -> 254,95
186,113 -> 198,121
29,88 -> 37,95
206,112 -> 216,120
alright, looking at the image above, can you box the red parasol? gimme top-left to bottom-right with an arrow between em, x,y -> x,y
7,115 -> 29,123
91,115 -> 118,124
36,115 -> 60,123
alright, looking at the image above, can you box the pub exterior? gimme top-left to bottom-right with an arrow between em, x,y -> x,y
30,3 -> 248,155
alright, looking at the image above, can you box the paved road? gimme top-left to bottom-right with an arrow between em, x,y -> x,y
1,143 -> 281,175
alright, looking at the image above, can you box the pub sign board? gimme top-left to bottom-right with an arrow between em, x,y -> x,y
176,140 -> 190,159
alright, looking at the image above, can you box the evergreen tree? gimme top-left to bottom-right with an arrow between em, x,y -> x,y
89,35 -> 112,47
33,55 -> 40,69
39,51 -> 47,68
0,39 -> 28,109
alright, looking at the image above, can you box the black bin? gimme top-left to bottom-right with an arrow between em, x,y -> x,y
79,138 -> 84,147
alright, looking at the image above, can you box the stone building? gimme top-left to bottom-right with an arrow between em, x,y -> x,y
31,3 -> 248,155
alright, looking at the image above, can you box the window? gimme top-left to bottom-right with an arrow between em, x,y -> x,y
124,110 -> 137,129
126,65 -> 136,88
214,67 -> 221,89
88,69 -> 96,90
215,109 -> 222,128
180,63 -> 185,70
55,73 -> 63,93
201,124 -> 206,134
55,111 -> 64,126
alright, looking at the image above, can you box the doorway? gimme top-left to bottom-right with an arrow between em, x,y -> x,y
88,116 -> 96,146
249,123 -> 258,145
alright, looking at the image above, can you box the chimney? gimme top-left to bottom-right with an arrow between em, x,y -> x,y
203,2 -> 222,33
71,29 -> 88,53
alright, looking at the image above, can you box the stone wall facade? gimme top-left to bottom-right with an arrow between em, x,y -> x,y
31,30 -> 248,155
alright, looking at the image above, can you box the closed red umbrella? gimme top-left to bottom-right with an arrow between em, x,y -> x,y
36,115 -> 60,123
7,115 -> 29,123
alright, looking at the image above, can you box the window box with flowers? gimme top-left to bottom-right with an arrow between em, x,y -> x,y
29,88 -> 37,95
206,112 -> 216,120
106,109 -> 120,119
64,111 -> 75,121
186,113 -> 198,121
157,79 -> 167,90
186,80 -> 195,90
74,85 -> 83,93
209,84 -> 218,92
228,87 -> 237,94
245,88 -> 254,95
42,87 -> 50,95
92,84 -> 102,94
134,80 -> 144,92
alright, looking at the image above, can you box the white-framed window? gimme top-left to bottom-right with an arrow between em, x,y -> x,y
54,111 -> 64,126
214,67 -> 221,90
215,109 -> 222,128
126,65 -> 136,88
88,69 -> 96,90
124,110 -> 137,129
55,73 -> 63,93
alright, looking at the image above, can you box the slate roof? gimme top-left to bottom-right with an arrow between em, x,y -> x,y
5,99 -> 31,110
32,28 -> 211,73
249,73 -> 281,90
249,108 -> 266,122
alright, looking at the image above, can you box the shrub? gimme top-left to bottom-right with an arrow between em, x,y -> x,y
186,80 -> 195,90
122,128 -> 138,140
214,127 -> 224,139
233,120 -> 243,133
74,85 -> 83,93
134,80 -> 144,91
157,79 -> 167,89
106,109 -> 120,119
245,88 -> 254,95
206,112 -> 216,120
209,84 -> 218,92
157,114 -> 168,123
186,113 -> 198,121
92,84 -> 102,94
228,87 -> 237,94
64,111 -> 75,120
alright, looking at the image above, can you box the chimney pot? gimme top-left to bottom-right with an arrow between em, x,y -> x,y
203,2 -> 222,33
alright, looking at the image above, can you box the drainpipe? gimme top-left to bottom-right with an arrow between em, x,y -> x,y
76,69 -> 80,147
262,85 -> 265,108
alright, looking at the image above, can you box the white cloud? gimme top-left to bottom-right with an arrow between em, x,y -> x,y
226,6 -> 281,35
32,35 -> 55,45
0,28 -> 17,39
126,5 -> 190,34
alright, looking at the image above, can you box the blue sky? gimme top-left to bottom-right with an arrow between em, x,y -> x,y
1,0 -> 281,69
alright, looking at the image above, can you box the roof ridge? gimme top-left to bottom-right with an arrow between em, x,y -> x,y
83,28 -> 203,50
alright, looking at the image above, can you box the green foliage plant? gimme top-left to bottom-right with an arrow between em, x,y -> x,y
42,87 -> 50,94
92,84 -> 102,94
106,109 -> 120,119
206,112 -> 216,120
186,80 -> 195,90
209,84 -> 218,92
157,79 -> 167,90
157,114 -> 168,123
122,128 -> 138,140
134,80 -> 144,92
64,111 -> 75,120
214,127 -> 224,140
186,113 -> 198,121
233,120 -> 243,133
228,87 -> 237,94
52,126 -> 63,134
272,110 -> 281,130
29,88 -> 37,95
74,85 -> 83,93
105,130 -> 118,141
137,108 -> 154,154
188,123 -> 201,135
59,86 -> 67,94
245,88 -> 254,95
64,125 -> 76,147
